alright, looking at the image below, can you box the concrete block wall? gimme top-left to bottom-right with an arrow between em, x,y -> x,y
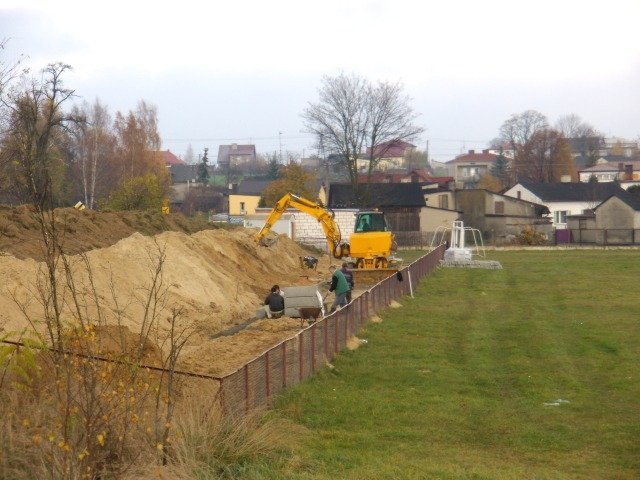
292,209 -> 359,252
248,208 -> 359,252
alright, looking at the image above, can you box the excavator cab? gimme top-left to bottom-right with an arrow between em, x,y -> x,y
350,211 -> 395,268
354,212 -> 389,233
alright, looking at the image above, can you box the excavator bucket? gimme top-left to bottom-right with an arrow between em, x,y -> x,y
258,232 -> 279,247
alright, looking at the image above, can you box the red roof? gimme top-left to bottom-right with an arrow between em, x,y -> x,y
160,150 -> 186,166
366,140 -> 415,158
446,150 -> 498,164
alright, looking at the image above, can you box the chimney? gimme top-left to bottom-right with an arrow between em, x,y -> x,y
468,149 -> 475,155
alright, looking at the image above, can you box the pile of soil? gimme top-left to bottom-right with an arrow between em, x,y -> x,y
0,205 -> 220,261
0,207 -> 333,377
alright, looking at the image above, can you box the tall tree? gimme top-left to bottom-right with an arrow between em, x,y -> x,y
499,110 -> 548,183
261,162 -> 314,206
266,151 -> 280,180
65,99 -> 116,209
555,114 -> 603,167
0,63 -> 80,207
302,73 -> 423,205
489,150 -> 510,188
197,147 -> 210,184
183,143 -> 195,164
516,129 -> 575,183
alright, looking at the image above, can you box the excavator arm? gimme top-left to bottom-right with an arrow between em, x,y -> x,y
255,193 -> 347,258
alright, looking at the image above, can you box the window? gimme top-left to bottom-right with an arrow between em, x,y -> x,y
553,210 -> 567,225
494,201 -> 504,214
579,219 -> 587,229
438,194 -> 449,209
240,202 -> 246,214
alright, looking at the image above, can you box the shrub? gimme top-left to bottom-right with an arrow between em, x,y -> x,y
513,226 -> 547,245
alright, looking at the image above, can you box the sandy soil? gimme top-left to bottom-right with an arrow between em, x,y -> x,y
0,208 -> 335,376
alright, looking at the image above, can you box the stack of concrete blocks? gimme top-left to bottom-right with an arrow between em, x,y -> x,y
282,285 -> 325,318
290,209 -> 359,252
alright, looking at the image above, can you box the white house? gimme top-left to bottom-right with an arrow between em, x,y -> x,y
503,181 -> 626,229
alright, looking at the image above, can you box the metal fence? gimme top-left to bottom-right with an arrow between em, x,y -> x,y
566,228 -> 640,246
218,244 -> 445,417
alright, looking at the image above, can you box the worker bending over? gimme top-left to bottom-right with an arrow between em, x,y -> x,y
327,265 -> 350,313
264,284 -> 285,319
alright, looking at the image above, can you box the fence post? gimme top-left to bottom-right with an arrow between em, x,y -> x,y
334,316 -> 339,354
311,324 -> 316,373
282,342 -> 287,387
244,364 -> 250,414
265,351 -> 270,402
299,333 -> 304,381
324,319 -> 328,359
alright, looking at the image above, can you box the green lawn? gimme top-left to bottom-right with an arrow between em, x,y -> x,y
257,250 -> 640,479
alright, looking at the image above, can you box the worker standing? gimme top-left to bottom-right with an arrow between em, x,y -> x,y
341,262 -> 354,303
264,284 -> 285,319
327,265 -> 350,313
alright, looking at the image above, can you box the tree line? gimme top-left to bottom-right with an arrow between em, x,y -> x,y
0,58 -> 169,211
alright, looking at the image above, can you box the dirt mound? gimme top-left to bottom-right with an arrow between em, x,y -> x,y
0,223 -> 332,376
0,205 -> 221,261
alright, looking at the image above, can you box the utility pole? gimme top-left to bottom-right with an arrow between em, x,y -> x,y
278,131 -> 283,164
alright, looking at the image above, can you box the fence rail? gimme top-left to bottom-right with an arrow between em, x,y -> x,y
218,244 -> 445,417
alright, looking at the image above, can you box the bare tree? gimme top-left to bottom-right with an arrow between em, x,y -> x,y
498,110 -> 548,183
516,128 -> 575,183
364,80 -> 424,176
66,99 -> 116,208
0,63 -> 80,207
555,114 -> 603,167
302,73 -> 423,205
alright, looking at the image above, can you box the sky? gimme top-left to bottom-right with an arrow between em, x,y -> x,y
2,0 -> 639,164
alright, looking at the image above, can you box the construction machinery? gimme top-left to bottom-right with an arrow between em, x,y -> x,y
255,193 -> 397,270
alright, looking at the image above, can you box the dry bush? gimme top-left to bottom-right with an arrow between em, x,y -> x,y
166,398 -> 307,479
512,226 -> 548,245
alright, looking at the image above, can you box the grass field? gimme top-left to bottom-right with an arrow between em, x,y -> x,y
244,250 -> 640,479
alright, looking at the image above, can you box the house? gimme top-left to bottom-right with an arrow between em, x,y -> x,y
356,140 -> 416,171
454,189 -> 551,243
568,191 -> 640,244
503,181 -> 626,228
578,158 -> 640,183
446,149 -> 498,189
356,168 -> 454,187
217,144 -> 256,166
228,179 -> 272,216
159,150 -> 187,166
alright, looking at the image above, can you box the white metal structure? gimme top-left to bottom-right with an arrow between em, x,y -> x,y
431,220 -> 486,259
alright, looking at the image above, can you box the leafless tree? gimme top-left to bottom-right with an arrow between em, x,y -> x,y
66,99 -> 116,208
555,113 -> 603,167
302,73 -> 424,205
499,110 -> 548,183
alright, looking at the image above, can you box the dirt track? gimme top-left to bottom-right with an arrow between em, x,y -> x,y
0,207 -> 334,376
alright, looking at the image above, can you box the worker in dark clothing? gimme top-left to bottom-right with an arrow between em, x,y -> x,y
341,262 -> 354,303
327,265 -> 349,313
264,284 -> 285,319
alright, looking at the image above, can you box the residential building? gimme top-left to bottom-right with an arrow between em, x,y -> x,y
159,150 -> 187,166
228,179 -> 272,216
578,158 -> 640,183
356,140 -> 416,171
503,181 -> 626,228
454,189 -> 551,243
446,149 -> 498,189
568,191 -> 640,244
217,144 -> 257,167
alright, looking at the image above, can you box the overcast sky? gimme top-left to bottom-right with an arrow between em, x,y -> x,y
2,0 -> 639,164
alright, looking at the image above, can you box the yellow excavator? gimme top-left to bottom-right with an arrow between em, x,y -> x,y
255,193 -> 396,269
